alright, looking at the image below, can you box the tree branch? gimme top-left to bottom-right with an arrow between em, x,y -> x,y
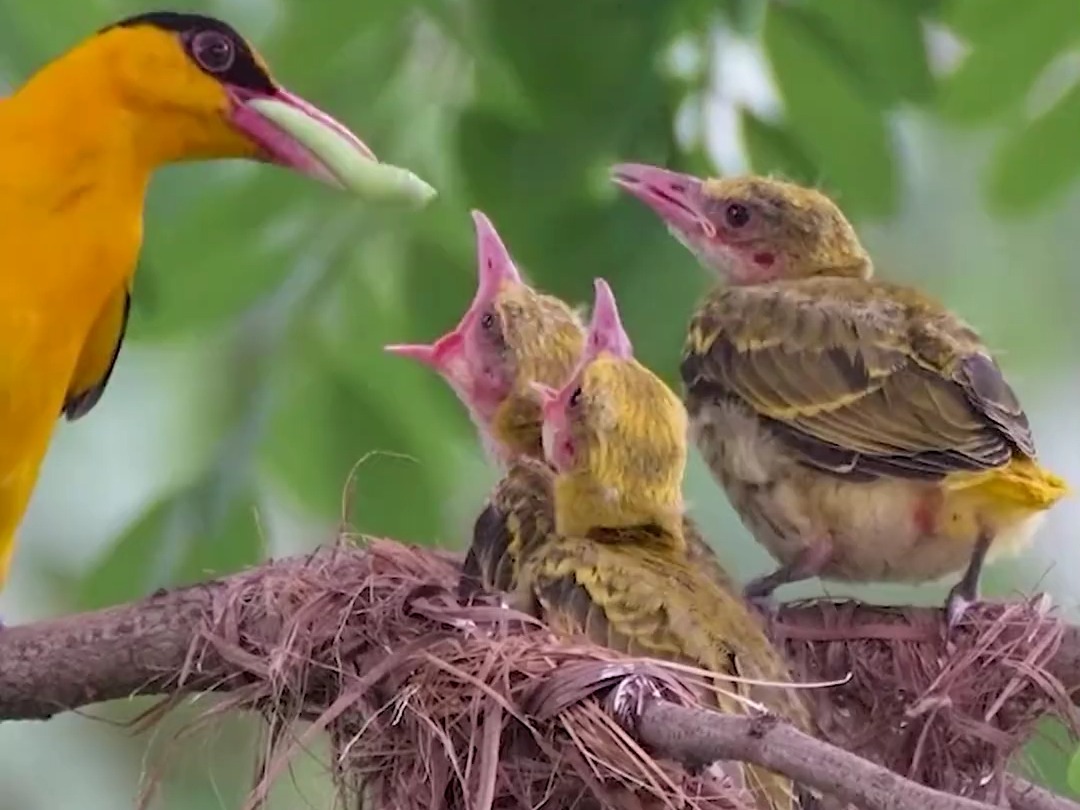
0,579 -> 223,720
637,701 -> 993,810
0,545 -> 1077,810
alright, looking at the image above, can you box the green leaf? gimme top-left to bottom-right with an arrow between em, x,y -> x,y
77,484 -> 264,610
763,4 -> 898,216
457,110 -> 595,234
260,342 -> 446,543
0,0 -> 111,70
263,1 -> 411,92
477,0 -> 672,125
801,0 -> 934,105
938,0 -> 1080,124
134,173 -> 306,341
987,83 -> 1080,213
945,0 -> 1033,43
1068,746 -> 1080,795
739,110 -> 819,186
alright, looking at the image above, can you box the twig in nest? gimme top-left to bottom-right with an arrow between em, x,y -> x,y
774,598 -> 1080,801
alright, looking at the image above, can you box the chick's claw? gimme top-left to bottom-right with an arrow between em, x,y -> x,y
944,530 -> 991,634
608,673 -> 663,731
945,590 -> 973,633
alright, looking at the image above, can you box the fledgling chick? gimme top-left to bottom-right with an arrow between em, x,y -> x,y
611,163 -> 1069,626
386,212 -> 734,599
520,278 -> 810,810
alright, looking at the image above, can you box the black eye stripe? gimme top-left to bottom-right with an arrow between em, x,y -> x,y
103,11 -> 276,94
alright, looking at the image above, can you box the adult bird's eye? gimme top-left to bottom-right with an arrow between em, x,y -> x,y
568,387 -> 583,408
724,202 -> 751,229
191,30 -> 235,74
480,312 -> 495,330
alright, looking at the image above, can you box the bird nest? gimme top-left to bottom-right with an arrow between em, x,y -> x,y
773,596 -> 1077,800
135,538 -> 1077,809
154,538 -> 756,810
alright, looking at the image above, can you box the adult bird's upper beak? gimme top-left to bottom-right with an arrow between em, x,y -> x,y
228,85 -> 376,189
610,162 -> 716,239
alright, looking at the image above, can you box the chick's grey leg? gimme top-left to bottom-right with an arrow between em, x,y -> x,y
743,538 -> 832,614
945,530 -> 992,631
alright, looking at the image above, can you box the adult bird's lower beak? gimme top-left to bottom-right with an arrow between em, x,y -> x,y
228,86 -> 376,189
610,163 -> 716,238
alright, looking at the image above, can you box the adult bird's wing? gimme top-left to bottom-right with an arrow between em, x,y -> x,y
64,285 -> 131,421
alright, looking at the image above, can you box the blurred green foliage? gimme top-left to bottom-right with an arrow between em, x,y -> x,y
1,0 -> 1079,806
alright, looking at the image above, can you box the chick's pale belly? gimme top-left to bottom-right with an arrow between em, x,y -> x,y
688,398 -> 1039,584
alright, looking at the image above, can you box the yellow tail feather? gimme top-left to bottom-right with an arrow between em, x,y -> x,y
944,458 -> 1069,510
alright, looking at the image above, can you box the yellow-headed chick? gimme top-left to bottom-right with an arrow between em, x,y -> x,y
520,278 -> 809,810
386,212 -> 734,598
611,163 -> 1069,626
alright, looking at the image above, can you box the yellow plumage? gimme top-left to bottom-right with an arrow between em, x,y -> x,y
519,285 -> 810,810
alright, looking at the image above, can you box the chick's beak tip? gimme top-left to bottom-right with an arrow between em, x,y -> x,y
385,343 -> 438,367
472,210 -> 523,291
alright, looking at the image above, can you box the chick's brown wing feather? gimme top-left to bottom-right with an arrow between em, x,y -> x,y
460,457 -> 555,598
463,459 -> 735,597
518,531 -> 802,810
682,277 -> 1035,481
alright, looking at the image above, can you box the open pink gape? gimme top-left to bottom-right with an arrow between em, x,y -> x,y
384,210 -> 523,389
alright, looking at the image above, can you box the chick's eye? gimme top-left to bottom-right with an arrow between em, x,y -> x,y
480,312 -> 495,331
191,30 -> 235,73
724,202 -> 751,229
568,387 -> 583,408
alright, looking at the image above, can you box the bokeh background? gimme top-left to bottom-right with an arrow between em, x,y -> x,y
1,0 -> 1078,806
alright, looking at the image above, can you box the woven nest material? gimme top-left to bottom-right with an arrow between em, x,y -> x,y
773,597 -> 1078,801
170,539 -> 756,810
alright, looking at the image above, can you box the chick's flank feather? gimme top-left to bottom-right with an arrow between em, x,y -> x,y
612,164 -> 1068,624
520,279 -> 809,810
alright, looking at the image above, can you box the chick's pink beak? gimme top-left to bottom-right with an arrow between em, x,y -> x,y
610,162 -> 715,238
385,331 -> 465,371
531,381 -> 577,471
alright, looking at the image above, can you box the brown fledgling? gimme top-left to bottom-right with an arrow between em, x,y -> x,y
521,279 -> 810,810
612,163 -> 1069,627
386,211 -> 734,598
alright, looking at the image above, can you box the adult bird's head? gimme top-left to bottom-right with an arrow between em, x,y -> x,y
533,279 -> 686,535
15,11 -> 374,185
385,211 -> 584,462
610,163 -> 872,284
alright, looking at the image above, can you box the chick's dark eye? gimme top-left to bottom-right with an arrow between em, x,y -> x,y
480,312 -> 495,330
724,202 -> 751,229
191,30 -> 235,73
568,387 -> 583,408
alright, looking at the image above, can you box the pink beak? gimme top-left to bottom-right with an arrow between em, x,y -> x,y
585,278 -> 633,361
384,331 -> 464,371
610,162 -> 715,238
529,381 -> 559,415
384,210 -> 522,372
228,86 -> 376,188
